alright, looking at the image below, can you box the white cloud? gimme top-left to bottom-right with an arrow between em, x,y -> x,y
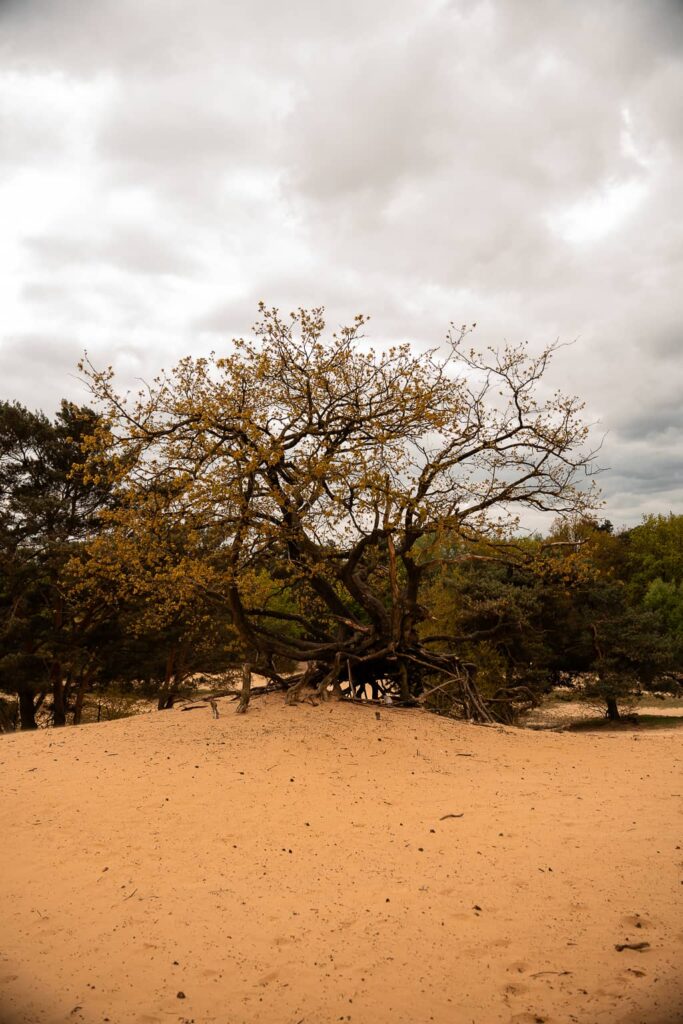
548,177 -> 649,244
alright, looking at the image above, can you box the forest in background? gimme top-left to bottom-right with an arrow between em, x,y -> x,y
1,310 -> 681,731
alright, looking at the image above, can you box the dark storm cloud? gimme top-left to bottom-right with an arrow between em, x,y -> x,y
1,0 -> 681,525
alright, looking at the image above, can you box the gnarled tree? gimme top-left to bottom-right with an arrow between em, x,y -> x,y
79,306 -> 599,720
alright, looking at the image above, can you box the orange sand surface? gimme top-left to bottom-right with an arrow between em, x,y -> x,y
1,695 -> 682,1024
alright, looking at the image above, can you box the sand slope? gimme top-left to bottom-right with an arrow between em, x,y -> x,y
1,695 -> 681,1024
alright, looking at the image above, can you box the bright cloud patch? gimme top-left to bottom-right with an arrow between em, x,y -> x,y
548,177 -> 649,245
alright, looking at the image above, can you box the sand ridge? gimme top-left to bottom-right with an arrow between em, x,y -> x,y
1,695 -> 681,1024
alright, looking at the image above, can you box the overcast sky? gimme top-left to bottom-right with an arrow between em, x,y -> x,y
1,0 -> 681,528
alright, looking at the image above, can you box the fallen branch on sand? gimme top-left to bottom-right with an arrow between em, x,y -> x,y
176,681 -> 281,711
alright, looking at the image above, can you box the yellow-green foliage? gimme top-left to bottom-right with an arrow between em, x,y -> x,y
75,305 -> 598,681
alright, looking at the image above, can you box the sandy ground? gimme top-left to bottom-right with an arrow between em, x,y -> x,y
1,695 -> 682,1024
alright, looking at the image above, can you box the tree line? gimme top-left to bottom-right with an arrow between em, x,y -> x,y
1,308 -> 680,730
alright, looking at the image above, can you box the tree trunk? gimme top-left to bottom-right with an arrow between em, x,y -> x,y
19,689 -> 38,730
315,654 -> 343,700
236,663 -> 252,714
285,663 -> 318,705
606,696 -> 620,721
51,662 -> 67,727
398,660 -> 411,702
72,671 -> 91,726
158,649 -> 177,710
0,699 -> 18,733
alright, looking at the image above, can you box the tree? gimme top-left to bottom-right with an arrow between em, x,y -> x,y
538,519 -> 677,719
0,401 -> 113,728
643,578 -> 683,670
68,518 -> 240,711
624,513 -> 683,601
420,535 -> 556,720
578,582 -> 672,720
79,306 -> 599,721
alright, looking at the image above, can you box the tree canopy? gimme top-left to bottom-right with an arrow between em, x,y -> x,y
0,401 -> 112,728
79,306 -> 599,720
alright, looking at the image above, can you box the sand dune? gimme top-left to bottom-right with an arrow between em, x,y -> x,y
1,695 -> 681,1024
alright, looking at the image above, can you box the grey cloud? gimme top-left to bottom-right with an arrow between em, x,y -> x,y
0,0 -> 418,76
0,334 -> 85,409
604,455 -> 683,498
97,73 -> 280,176
193,297 -> 267,338
1,0 -> 682,526
25,226 -> 200,277
615,402 -> 683,444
